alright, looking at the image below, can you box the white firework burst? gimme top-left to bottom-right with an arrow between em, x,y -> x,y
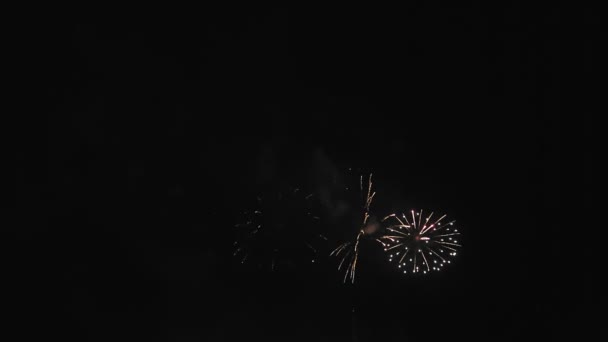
378,209 -> 461,274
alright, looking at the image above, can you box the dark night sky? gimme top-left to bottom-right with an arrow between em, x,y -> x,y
12,4 -> 596,342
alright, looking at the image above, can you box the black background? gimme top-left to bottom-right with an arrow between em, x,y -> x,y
12,4 -> 595,341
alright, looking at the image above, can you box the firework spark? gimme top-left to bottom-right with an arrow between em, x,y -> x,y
330,174 -> 376,283
233,187 -> 326,271
378,209 -> 461,274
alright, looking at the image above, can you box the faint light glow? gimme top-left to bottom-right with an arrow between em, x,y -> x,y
234,188 -> 323,271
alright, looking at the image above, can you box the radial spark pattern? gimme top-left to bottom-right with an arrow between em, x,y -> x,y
378,210 -> 461,275
233,188 -> 326,271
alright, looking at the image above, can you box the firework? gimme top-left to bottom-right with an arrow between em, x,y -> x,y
330,174 -> 377,283
378,209 -> 461,274
233,187 -> 326,271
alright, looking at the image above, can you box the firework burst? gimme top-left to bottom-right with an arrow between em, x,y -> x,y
233,187 -> 326,271
330,174 -> 378,283
378,209 -> 461,274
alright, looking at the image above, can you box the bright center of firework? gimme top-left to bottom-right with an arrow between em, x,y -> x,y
380,209 -> 460,275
